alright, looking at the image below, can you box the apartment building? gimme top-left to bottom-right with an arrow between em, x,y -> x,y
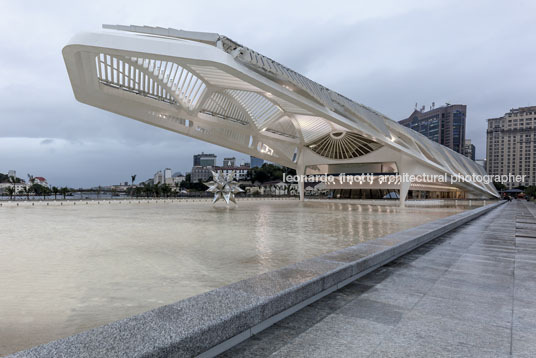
487,106 -> 536,188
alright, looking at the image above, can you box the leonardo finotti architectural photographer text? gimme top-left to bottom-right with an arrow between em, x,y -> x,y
283,173 -> 527,185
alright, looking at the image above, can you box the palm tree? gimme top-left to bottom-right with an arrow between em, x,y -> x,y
5,186 -> 15,200
27,174 -> 35,186
21,186 -> 32,200
141,182 -> 152,198
60,187 -> 69,199
8,175 -> 17,190
52,186 -> 59,200
153,183 -> 161,198
42,187 -> 51,200
161,184 -> 171,198
131,174 -> 137,186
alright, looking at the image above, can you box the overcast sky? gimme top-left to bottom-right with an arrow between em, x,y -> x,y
1,0 -> 535,187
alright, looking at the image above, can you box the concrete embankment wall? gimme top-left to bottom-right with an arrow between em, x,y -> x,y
0,197 -> 297,207
1,197 -> 488,207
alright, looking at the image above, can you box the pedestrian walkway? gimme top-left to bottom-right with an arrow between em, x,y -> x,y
221,201 -> 536,357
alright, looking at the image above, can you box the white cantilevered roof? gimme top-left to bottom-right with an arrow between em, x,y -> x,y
62,25 -> 499,198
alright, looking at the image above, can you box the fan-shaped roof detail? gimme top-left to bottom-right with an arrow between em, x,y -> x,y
308,132 -> 382,160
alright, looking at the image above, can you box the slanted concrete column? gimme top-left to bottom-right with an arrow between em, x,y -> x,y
399,180 -> 410,207
397,156 -> 415,208
297,162 -> 305,201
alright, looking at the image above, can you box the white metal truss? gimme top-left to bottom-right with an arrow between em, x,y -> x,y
62,25 -> 499,199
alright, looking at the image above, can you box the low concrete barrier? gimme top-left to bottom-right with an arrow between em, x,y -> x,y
308,198 -> 493,207
9,201 -> 504,358
0,197 -> 298,207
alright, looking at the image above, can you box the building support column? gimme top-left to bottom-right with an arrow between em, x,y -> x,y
397,156 -> 415,208
297,162 -> 305,202
399,180 -> 410,207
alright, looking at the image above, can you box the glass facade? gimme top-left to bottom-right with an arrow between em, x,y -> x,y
410,115 -> 440,142
452,110 -> 465,153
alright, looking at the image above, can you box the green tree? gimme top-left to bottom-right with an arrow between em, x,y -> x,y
174,181 -> 180,196
8,175 -> 17,191
131,174 -> 137,186
161,184 -> 172,198
493,180 -> 507,191
52,186 -> 59,200
30,183 -> 46,198
5,186 -> 15,200
141,182 -> 152,198
525,186 -> 536,199
153,183 -> 162,197
21,186 -> 32,200
27,174 -> 35,186
42,186 -> 51,200
249,164 -> 296,184
60,187 -> 70,199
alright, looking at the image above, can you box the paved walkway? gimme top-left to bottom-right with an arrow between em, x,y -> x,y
221,201 -> 536,357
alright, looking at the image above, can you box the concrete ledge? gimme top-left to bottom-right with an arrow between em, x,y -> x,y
308,198 -> 494,207
8,201 -> 504,358
0,197 -> 297,207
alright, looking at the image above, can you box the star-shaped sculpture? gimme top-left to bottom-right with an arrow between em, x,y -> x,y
205,170 -> 244,204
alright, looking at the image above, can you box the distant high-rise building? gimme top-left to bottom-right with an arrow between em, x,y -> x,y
191,166 -> 213,183
475,159 -> 486,171
487,106 -> 536,188
399,104 -> 466,153
164,168 -> 172,185
463,139 -> 476,161
8,170 -> 16,178
223,157 -> 236,167
172,172 -> 186,185
193,156 -> 199,167
193,152 -> 217,167
153,170 -> 163,184
250,156 -> 264,168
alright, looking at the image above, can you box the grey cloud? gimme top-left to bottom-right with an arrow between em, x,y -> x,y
40,139 -> 55,145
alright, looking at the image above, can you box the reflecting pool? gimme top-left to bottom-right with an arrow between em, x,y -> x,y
0,199 -> 481,355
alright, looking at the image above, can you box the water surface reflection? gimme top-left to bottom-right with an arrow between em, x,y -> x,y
0,200 -> 479,355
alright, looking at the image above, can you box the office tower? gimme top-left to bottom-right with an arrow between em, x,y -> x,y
193,152 -> 217,167
464,139 -> 476,161
399,103 -> 466,153
487,106 -> 536,188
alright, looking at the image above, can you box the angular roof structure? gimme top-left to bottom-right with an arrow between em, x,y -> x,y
62,25 -> 499,200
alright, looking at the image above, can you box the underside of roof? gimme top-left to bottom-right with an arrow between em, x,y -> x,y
61,25 -> 499,198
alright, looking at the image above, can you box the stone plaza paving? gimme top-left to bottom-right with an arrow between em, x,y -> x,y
221,201 -> 536,357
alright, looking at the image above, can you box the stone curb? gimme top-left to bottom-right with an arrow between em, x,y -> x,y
8,201 -> 505,358
0,197 -> 297,207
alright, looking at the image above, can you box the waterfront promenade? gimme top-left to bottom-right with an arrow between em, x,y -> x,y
222,201 -> 536,357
